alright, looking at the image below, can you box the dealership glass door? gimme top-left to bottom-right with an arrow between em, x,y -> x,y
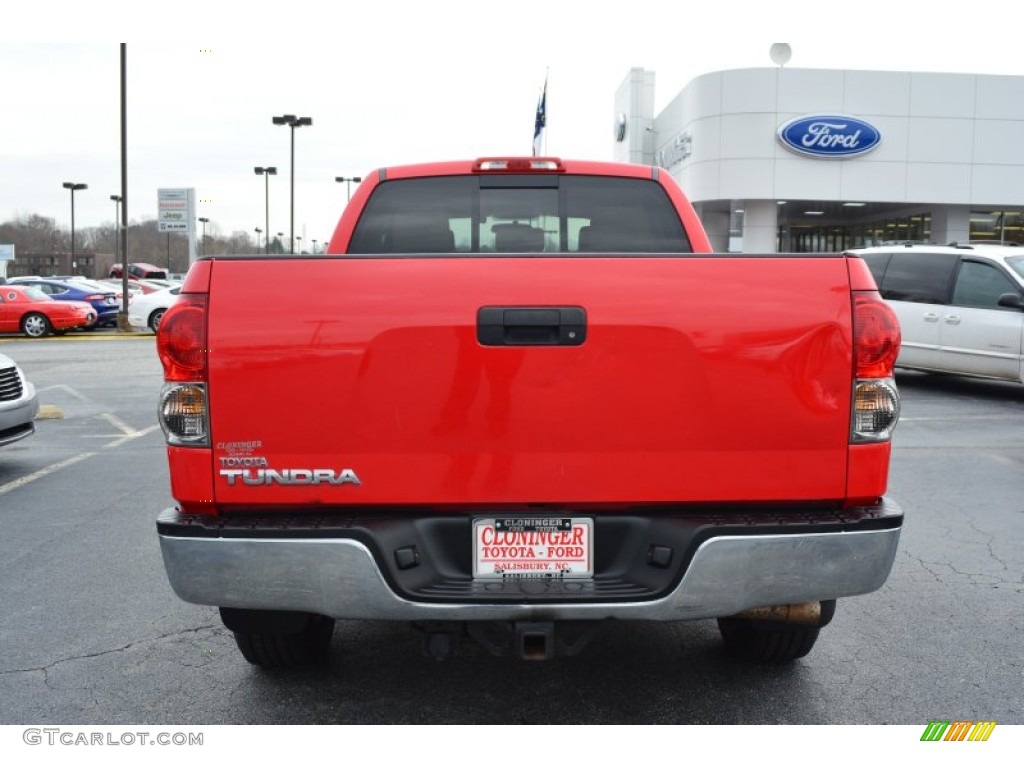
783,212 -> 932,252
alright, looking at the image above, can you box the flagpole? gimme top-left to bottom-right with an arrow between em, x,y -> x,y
544,69 -> 549,155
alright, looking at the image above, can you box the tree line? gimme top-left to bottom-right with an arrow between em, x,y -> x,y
0,213 -> 293,276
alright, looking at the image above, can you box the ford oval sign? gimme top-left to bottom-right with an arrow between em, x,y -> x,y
777,114 -> 881,158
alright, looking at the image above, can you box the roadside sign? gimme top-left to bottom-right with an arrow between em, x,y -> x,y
158,188 -> 194,233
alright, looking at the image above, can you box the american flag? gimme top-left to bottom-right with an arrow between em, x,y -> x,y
532,78 -> 547,156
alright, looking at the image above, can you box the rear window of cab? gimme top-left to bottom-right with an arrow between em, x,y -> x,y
348,175 -> 692,255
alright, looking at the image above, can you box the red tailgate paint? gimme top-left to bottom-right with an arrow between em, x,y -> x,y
167,446 -> 216,514
846,443 -> 892,506
192,255 -> 861,510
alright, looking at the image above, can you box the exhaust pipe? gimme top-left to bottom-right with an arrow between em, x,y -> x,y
731,602 -> 826,626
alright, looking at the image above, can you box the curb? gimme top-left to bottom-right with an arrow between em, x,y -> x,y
0,331 -> 154,342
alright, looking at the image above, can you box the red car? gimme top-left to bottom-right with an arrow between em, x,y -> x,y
0,285 -> 97,337
109,262 -> 168,281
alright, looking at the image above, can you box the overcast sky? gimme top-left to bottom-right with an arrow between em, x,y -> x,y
5,2 -> 1024,251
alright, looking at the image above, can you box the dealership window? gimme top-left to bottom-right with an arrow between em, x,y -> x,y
785,213 -> 931,253
969,211 -> 1024,244
871,214 -> 931,246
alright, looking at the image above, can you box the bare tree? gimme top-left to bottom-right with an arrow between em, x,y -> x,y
0,213 -> 69,253
1,213 -> 259,276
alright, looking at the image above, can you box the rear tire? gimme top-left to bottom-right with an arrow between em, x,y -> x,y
717,600 -> 835,663
21,312 -> 51,338
220,608 -> 335,668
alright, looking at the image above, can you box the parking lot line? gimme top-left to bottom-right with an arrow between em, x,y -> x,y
0,452 -> 97,497
104,424 -> 160,449
103,412 -> 140,437
39,383 -> 91,401
1,411 -> 161,497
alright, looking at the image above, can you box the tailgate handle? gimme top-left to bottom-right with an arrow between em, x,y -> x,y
477,307 -> 586,346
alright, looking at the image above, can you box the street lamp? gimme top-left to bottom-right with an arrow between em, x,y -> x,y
276,232 -> 284,253
198,217 -> 209,257
335,175 -> 362,202
272,114 -> 312,254
311,239 -> 318,255
255,227 -> 263,251
63,182 -> 88,264
295,236 -> 302,254
254,166 -> 277,255
110,194 -> 122,271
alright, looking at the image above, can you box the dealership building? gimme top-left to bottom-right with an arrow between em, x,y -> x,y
613,66 -> 1024,253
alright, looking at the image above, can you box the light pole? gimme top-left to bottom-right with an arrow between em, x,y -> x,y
198,217 -> 209,257
254,166 -> 276,255
295,236 -> 302,254
311,239 -> 318,255
117,44 -> 129,332
110,194 -> 122,272
335,175 -> 362,202
63,182 -> 87,265
255,227 -> 263,251
272,114 -> 312,254
277,232 -> 284,254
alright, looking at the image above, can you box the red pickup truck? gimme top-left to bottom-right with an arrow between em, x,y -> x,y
156,157 -> 902,667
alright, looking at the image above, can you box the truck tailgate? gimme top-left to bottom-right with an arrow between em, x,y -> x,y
206,256 -> 854,507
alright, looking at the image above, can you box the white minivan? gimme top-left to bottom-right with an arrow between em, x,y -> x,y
848,244 -> 1024,383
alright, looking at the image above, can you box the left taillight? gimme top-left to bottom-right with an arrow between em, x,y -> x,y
851,292 -> 901,443
157,295 -> 209,447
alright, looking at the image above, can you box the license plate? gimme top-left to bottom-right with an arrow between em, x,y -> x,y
473,518 -> 593,579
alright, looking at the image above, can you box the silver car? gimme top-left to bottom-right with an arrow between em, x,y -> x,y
849,243 -> 1024,384
0,352 -> 39,447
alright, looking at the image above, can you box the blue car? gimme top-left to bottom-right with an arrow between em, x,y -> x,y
8,277 -> 120,327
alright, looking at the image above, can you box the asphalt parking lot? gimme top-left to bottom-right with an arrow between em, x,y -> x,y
0,336 -> 1021,727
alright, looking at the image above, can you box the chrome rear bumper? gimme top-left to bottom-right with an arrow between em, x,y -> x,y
158,504 -> 901,622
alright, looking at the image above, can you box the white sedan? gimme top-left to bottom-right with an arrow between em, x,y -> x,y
127,286 -> 180,332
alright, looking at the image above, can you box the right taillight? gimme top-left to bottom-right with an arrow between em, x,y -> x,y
157,295 -> 209,447
853,293 -> 900,378
851,292 -> 901,443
